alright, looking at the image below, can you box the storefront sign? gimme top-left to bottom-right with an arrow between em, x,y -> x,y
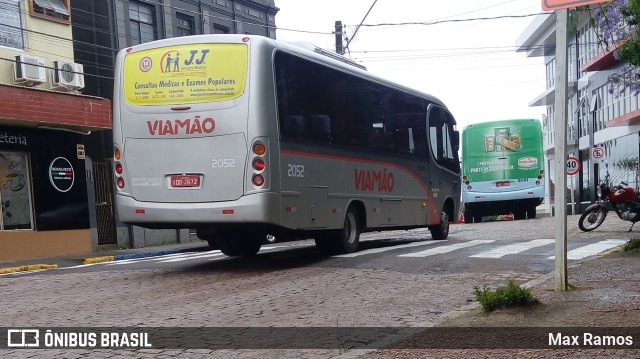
77,144 -> 85,159
49,157 -> 75,192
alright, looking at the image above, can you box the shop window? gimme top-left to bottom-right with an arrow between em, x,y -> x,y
0,152 -> 34,230
30,0 -> 70,24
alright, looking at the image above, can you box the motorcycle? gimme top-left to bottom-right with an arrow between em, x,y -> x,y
578,174 -> 640,232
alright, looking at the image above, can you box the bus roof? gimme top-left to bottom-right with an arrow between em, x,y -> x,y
118,34 -> 449,112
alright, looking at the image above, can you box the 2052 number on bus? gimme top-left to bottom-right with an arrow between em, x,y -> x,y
287,164 -> 304,177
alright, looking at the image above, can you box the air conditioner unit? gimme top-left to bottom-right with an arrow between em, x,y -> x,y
14,54 -> 46,86
51,60 -> 84,91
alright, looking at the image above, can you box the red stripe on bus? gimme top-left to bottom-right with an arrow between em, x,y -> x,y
280,149 -> 440,222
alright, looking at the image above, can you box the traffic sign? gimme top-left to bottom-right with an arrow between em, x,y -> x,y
542,0 -> 609,11
592,147 -> 604,159
566,156 -> 580,175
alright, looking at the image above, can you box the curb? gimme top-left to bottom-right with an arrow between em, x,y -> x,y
0,264 -> 58,274
83,256 -> 115,264
2,246 -> 207,274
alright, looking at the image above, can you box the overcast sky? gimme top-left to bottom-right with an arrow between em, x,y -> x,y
273,0 -> 550,131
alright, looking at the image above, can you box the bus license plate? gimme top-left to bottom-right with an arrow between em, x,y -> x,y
171,175 -> 200,187
496,181 -> 510,187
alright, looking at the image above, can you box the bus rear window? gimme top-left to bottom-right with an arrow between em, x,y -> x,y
123,43 -> 248,106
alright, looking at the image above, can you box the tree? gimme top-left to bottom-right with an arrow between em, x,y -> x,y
588,0 -> 640,95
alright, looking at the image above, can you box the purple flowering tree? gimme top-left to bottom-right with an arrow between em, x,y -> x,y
589,0 -> 640,95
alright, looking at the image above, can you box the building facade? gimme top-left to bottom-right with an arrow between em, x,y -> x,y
517,11 -> 640,213
69,0 -> 279,250
0,0 -> 111,260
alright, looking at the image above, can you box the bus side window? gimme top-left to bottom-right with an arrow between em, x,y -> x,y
394,129 -> 411,154
310,114 -> 332,142
283,115 -> 307,138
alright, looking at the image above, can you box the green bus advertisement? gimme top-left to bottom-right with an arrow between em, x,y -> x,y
461,119 -> 544,223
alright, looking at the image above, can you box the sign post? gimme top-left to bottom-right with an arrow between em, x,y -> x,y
592,147 -> 604,160
542,0 -> 609,292
566,156 -> 580,215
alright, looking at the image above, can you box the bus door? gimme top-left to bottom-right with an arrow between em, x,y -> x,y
426,105 -> 460,223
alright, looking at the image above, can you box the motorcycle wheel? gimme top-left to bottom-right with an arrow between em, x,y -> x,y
578,206 -> 607,232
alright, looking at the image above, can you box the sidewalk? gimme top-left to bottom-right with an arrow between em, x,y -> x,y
356,247 -> 640,358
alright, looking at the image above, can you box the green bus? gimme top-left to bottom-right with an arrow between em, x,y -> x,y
461,119 -> 544,223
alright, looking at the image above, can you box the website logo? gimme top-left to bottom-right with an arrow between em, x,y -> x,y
7,329 -> 39,347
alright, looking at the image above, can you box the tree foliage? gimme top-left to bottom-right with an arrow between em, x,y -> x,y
590,0 -> 640,95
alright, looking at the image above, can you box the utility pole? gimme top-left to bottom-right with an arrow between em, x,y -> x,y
335,21 -> 344,55
554,8 -> 569,292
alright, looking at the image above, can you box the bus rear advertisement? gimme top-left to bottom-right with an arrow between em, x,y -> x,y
461,119 -> 544,223
112,34 -> 461,257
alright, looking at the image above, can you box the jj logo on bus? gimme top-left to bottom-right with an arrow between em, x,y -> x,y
160,49 -> 209,74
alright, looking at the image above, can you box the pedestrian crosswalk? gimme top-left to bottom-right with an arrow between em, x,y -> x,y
64,238 -> 634,265
0,238 -> 629,276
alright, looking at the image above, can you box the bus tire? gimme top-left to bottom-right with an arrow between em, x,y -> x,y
473,215 -> 482,223
464,209 -> 473,224
430,211 -> 449,240
215,230 -> 262,257
316,207 -> 361,255
336,208 -> 361,253
526,205 -> 537,219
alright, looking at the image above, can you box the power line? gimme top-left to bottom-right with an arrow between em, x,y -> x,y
343,0 -> 379,55
349,13 -> 549,28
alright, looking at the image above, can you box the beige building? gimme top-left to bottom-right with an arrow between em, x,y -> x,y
0,0 -> 111,260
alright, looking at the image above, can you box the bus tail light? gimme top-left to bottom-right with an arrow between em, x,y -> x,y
253,143 -> 266,156
114,145 -> 125,190
253,159 -> 265,171
252,174 -> 265,186
250,139 -> 268,188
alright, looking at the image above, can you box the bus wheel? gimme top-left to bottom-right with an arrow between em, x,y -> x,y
337,208 -> 361,253
215,231 -> 261,257
315,207 -> 360,255
464,209 -> 473,224
473,215 -> 482,223
430,211 -> 449,240
526,206 -> 537,219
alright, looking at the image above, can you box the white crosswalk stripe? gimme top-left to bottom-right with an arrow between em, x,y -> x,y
398,239 -> 495,257
470,239 -> 555,258
546,239 -> 627,260
105,251 -> 202,265
333,240 -> 440,258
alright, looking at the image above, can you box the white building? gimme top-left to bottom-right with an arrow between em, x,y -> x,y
516,11 -> 640,213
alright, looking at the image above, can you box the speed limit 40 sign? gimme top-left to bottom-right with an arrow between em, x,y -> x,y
566,156 -> 580,175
